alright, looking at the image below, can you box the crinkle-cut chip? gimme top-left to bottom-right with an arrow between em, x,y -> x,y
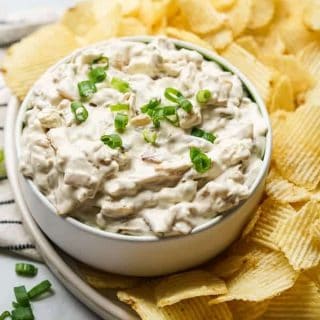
302,82 -> 320,108
247,0 -> 275,30
303,0 -> 320,31
81,2 -> 121,44
209,246 -> 298,304
275,201 -> 320,270
262,54 -> 314,94
261,275 -> 320,319
117,0 -> 140,16
311,219 -> 320,242
247,198 -> 296,250
118,284 -> 233,320
273,104 -> 320,190
167,12 -> 189,29
236,36 -> 260,56
306,264 -> 320,288
225,0 -> 252,37
139,0 -> 170,30
203,28 -> 233,51
277,16 -> 319,54
241,206 -> 262,239
266,168 -> 310,203
269,110 -> 290,142
154,270 -> 227,307
75,262 -> 142,289
211,0 -> 236,11
310,188 -> 320,202
165,27 -> 213,50
2,23 -> 79,100
178,0 -> 225,34
228,300 -> 271,320
117,17 -> 148,36
297,42 -> 320,77
222,43 -> 273,102
269,75 -> 295,113
261,29 -> 286,55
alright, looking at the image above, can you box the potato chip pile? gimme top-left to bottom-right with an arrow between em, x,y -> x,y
2,0 -> 320,318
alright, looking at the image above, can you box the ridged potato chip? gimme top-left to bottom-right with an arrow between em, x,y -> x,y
306,264 -> 320,289
118,17 -> 148,36
222,43 -> 273,102
273,104 -> 320,190
75,262 -> 142,289
236,36 -> 260,56
211,0 -> 235,11
298,41 -> 320,77
209,245 -> 298,303
178,0 -> 225,34
118,283 -> 233,320
265,169 -> 310,203
262,275 -> 320,319
228,299 -> 270,320
261,29 -> 286,55
269,110 -> 290,138
247,0 -> 275,30
269,75 -> 295,112
154,270 -> 227,307
118,0 -> 141,16
2,23 -> 79,100
303,0 -> 320,31
275,201 -> 320,270
203,28 -> 233,51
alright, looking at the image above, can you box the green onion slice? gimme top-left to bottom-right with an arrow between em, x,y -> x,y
11,307 -> 34,320
71,102 -> 89,123
111,77 -> 130,93
101,134 -> 123,149
189,147 -> 212,173
14,286 -> 29,307
196,89 -> 212,104
164,87 -> 183,103
114,113 -> 128,132
15,263 -> 38,277
88,67 -> 106,83
191,127 -> 216,143
0,148 -> 6,177
28,280 -> 52,300
110,103 -> 129,112
141,98 -> 161,114
92,56 -> 109,69
78,80 -> 97,99
0,311 -> 10,320
180,99 -> 193,113
143,129 -> 157,145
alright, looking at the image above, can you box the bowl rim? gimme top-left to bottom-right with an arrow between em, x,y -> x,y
16,35 -> 272,243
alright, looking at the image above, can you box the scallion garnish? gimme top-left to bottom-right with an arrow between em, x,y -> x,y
71,101 -> 89,123
114,113 -> 128,132
14,286 -> 30,307
191,127 -> 216,143
15,264 -> 38,277
164,87 -> 193,113
196,89 -> 212,104
142,129 -> 157,145
0,311 -> 10,320
27,280 -> 52,300
11,307 -> 34,320
78,80 -> 97,99
101,134 -> 123,149
190,147 -> 212,173
0,149 -> 6,177
111,77 -> 130,93
110,103 -> 129,112
88,67 -> 106,83
92,56 -> 109,69
141,98 -> 161,114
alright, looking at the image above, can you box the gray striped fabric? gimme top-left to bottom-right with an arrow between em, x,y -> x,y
0,56 -> 41,261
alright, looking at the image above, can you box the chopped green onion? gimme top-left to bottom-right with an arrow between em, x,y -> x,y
191,127 -> 216,143
71,101 -> 89,123
0,149 -> 6,177
15,263 -> 38,277
189,147 -> 212,174
142,129 -> 157,145
14,286 -> 29,307
12,302 -> 20,308
111,77 -> 130,93
11,307 -> 34,320
114,113 -> 128,132
88,67 -> 106,83
101,134 -> 122,149
0,311 -> 10,320
27,280 -> 52,300
180,99 -> 193,113
78,80 -> 97,99
162,106 -> 177,116
92,56 -> 109,69
110,103 -> 129,112
141,98 -> 161,114
164,87 -> 183,103
196,89 -> 212,104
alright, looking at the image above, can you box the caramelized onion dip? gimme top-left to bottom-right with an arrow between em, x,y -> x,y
20,38 -> 267,237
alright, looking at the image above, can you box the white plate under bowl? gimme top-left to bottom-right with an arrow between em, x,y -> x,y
5,96 -> 139,320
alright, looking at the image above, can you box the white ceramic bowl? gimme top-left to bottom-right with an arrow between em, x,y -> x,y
16,36 -> 272,277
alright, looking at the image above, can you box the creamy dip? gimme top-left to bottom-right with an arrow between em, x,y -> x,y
20,38 -> 267,237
